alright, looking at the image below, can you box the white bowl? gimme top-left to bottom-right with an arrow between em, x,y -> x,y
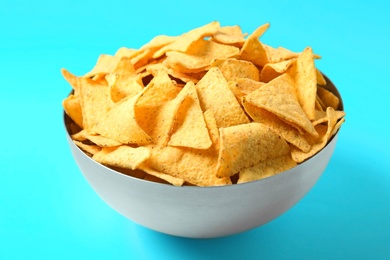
64,75 -> 343,238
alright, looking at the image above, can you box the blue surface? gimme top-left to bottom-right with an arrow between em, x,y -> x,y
1,0 -> 389,259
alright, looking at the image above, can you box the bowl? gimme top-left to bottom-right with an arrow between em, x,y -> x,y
63,75 -> 343,238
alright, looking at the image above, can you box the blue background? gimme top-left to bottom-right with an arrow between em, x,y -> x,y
1,0 -> 389,259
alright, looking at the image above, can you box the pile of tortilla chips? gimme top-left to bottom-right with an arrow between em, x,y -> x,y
63,21 -> 345,186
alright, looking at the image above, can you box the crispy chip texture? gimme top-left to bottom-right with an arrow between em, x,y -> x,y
62,21 -> 345,186
217,123 -> 290,178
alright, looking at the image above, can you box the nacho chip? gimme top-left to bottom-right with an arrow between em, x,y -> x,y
287,47 -> 317,120
139,165 -> 185,186
242,101 -> 311,152
163,40 -> 239,73
239,23 -> 270,67
211,25 -> 246,47
115,47 -> 141,59
202,109 -> 220,149
263,45 -> 299,63
106,73 -> 143,102
316,69 -> 327,85
260,59 -> 294,83
140,35 -> 177,51
84,54 -> 121,78
217,122 -> 290,178
291,107 -> 341,163
168,82 -> 212,149
210,58 -> 260,81
238,154 -> 297,184
63,94 -> 83,128
146,145 -> 231,186
71,129 -> 121,147
134,72 -> 184,145
153,21 -> 220,59
73,140 -> 101,156
78,77 -> 114,134
93,146 -> 150,170
317,85 -> 340,110
93,92 -> 153,144
196,67 -> 250,128
243,74 -> 318,137
61,68 -> 79,94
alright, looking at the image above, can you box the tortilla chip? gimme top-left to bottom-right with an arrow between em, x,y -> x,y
263,45 -> 299,63
260,59 -> 294,83
287,47 -> 317,120
73,140 -> 101,156
239,23 -> 270,66
163,39 -> 239,73
78,77 -> 114,134
243,74 -> 318,137
84,54 -> 121,78
196,67 -> 250,128
217,122 -> 290,178
146,144 -> 231,186
317,85 -> 340,110
211,25 -> 246,47
139,165 -> 185,186
168,82 -> 212,149
93,146 -> 150,170
153,21 -> 220,59
238,154 -> 297,184
210,58 -> 260,81
63,94 -> 83,128
291,107 -> 341,163
242,101 -> 311,152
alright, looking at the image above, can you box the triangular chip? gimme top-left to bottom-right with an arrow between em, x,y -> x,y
259,59 -> 294,83
146,145 -> 232,187
63,94 -> 83,128
287,47 -> 317,120
317,85 -> 340,110
134,72 -> 183,145
93,146 -> 150,170
163,40 -> 239,73
73,140 -> 101,156
61,68 -> 79,94
211,25 -> 246,47
138,165 -> 185,186
316,69 -> 327,85
196,67 -> 250,128
78,77 -> 114,134
202,109 -> 220,150
239,23 -> 270,67
242,101 -> 311,152
84,54 -> 121,78
210,58 -> 260,81
168,82 -> 212,149
243,74 -> 318,137
238,154 -> 297,184
216,122 -> 290,178
263,45 -> 299,63
106,73 -> 143,102
153,21 -> 220,59
291,107 -> 342,163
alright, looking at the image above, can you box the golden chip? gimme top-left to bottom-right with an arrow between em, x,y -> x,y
196,67 -> 250,128
168,82 -> 212,149
243,74 -> 318,137
216,122 -> 290,178
238,154 -> 297,184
